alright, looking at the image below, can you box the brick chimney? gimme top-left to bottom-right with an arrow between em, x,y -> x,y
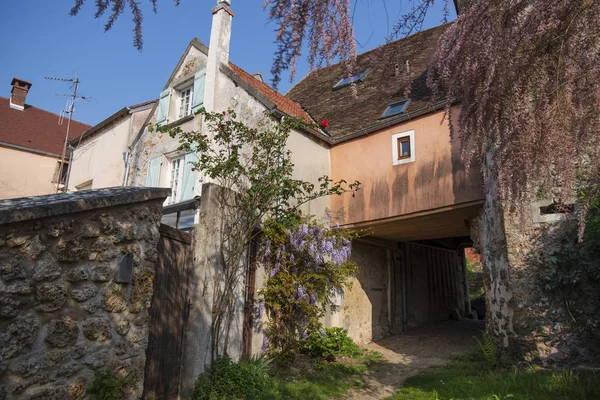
204,0 -> 234,113
10,78 -> 32,111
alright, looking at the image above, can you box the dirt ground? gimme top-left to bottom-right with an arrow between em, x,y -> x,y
347,319 -> 485,399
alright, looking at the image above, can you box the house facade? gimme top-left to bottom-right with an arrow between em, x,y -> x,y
0,78 -> 91,199
287,25 -> 485,342
68,100 -> 156,191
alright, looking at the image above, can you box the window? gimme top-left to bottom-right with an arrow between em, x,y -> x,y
333,69 -> 369,89
392,130 -> 416,165
381,99 -> 410,119
178,86 -> 193,118
168,157 -> 183,204
52,161 -> 69,184
161,198 -> 198,231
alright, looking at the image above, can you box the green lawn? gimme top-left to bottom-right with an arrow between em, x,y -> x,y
388,350 -> 600,400
265,361 -> 366,399
262,350 -> 382,399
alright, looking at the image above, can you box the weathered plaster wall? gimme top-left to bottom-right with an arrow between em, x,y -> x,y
483,205 -> 595,365
70,108 -> 153,190
71,117 -> 128,190
180,183 -> 247,394
341,241 -> 390,343
330,108 -> 484,225
0,188 -> 168,399
0,147 -> 58,200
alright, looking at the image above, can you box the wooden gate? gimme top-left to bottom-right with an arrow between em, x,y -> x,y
143,224 -> 193,400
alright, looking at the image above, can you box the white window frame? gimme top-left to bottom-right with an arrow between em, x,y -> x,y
178,86 -> 193,119
167,155 -> 185,205
381,99 -> 411,119
332,69 -> 370,89
392,130 -> 416,165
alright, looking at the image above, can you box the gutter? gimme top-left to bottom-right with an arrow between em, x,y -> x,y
277,99 -> 452,147
330,100 -> 450,145
0,141 -> 62,158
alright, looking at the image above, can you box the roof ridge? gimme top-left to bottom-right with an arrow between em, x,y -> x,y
128,99 -> 157,110
228,62 -> 313,123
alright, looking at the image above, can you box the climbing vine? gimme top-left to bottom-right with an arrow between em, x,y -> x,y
259,215 -> 359,356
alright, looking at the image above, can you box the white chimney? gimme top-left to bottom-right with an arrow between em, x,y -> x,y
204,0 -> 234,113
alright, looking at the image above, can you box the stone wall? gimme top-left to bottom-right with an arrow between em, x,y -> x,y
0,187 -> 169,399
472,188 -> 600,366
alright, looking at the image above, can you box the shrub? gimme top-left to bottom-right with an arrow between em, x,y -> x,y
192,356 -> 272,400
87,369 -> 131,400
301,327 -> 362,358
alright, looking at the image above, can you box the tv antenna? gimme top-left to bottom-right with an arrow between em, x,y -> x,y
45,74 -> 91,193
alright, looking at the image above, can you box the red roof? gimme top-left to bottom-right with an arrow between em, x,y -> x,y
228,63 -> 312,123
0,96 -> 92,156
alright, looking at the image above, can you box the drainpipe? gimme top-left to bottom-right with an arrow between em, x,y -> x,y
122,151 -> 130,186
64,144 -> 74,192
401,247 -> 407,331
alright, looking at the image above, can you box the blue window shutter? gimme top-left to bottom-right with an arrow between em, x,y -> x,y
156,88 -> 171,126
180,153 -> 196,201
145,156 -> 162,187
191,69 -> 206,114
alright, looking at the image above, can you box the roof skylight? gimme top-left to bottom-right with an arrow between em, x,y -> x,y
380,99 -> 411,119
332,69 -> 369,89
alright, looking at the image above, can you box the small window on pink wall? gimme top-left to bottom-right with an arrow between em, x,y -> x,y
392,130 -> 416,165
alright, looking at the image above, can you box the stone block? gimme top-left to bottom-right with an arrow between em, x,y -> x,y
130,267 -> 154,314
0,313 -> 39,360
7,234 -> 30,247
71,285 -> 97,302
0,260 -> 28,281
32,259 -> 61,282
4,281 -> 33,295
21,235 -> 45,260
90,264 -> 113,283
116,317 -> 130,336
0,296 -> 20,318
67,377 -> 87,400
55,238 -> 86,262
64,266 -> 89,282
103,282 -> 128,313
82,317 -> 112,341
82,297 -> 102,314
45,316 -> 79,348
35,283 -> 67,312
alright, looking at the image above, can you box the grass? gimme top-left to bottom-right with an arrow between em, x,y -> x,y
263,350 -> 382,399
387,349 -> 600,400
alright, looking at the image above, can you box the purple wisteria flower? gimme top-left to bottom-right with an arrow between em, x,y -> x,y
319,328 -> 327,339
270,262 -> 281,277
263,241 -> 271,260
290,253 -> 295,263
261,335 -> 269,354
257,301 -> 265,319
308,293 -> 318,305
297,284 -> 307,299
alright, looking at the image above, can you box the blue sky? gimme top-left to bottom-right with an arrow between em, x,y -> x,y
0,1 -> 454,126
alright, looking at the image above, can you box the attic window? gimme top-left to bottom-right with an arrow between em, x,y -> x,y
332,69 -> 369,89
381,99 -> 410,119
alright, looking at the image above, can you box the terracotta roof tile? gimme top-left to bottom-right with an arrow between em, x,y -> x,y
0,96 -> 92,155
228,62 -> 312,123
287,24 -> 449,138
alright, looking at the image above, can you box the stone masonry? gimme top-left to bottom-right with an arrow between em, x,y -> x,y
0,188 -> 169,399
